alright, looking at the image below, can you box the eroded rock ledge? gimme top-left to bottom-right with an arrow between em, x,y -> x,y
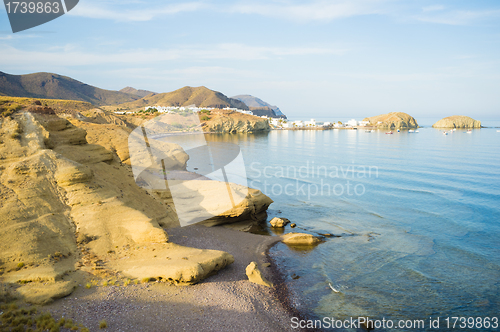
0,109 -> 273,304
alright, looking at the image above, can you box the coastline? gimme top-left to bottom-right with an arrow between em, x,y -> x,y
41,225 -> 320,331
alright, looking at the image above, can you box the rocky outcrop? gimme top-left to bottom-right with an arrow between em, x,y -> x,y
270,217 -> 290,228
0,110 -> 274,303
364,112 -> 418,129
432,116 -> 481,128
246,262 -> 273,287
282,233 -> 322,246
202,110 -> 270,133
15,281 -> 76,305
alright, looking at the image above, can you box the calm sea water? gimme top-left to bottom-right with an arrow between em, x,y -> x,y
205,127 -> 500,331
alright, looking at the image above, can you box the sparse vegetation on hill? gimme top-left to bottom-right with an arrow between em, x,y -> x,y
0,96 -> 95,115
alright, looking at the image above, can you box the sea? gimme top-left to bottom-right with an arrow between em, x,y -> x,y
182,117 -> 499,331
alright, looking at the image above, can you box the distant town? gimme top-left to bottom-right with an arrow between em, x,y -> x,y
267,118 -> 371,129
114,105 -> 372,129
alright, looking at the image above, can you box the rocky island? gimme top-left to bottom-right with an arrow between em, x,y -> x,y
432,115 -> 481,128
364,112 -> 419,129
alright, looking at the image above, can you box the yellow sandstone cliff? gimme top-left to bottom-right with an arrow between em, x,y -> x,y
0,105 -> 272,304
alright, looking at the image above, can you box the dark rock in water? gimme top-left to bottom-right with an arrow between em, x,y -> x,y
290,223 -> 296,228
291,273 -> 300,280
318,233 -> 340,238
282,233 -> 322,246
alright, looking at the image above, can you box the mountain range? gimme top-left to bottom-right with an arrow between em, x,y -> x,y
0,71 -> 285,117
232,94 -> 286,118
119,87 -> 156,98
0,71 -> 139,106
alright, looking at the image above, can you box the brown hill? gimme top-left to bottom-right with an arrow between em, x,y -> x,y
432,115 -> 481,128
249,106 -> 278,118
116,86 -> 249,110
0,71 -> 140,106
119,87 -> 156,98
364,112 -> 419,129
232,94 -> 286,118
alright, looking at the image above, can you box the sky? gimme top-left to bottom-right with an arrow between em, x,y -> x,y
1,0 -> 500,120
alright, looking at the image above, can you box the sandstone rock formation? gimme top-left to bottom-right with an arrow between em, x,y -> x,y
269,217 -> 290,228
202,110 -> 270,133
245,262 -> 273,287
0,108 -> 273,303
364,112 -> 418,129
432,115 -> 481,128
282,233 -> 322,246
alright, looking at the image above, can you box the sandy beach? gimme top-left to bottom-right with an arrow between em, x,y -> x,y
41,225 -> 308,332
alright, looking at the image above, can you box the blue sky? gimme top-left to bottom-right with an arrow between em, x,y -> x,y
1,0 -> 500,119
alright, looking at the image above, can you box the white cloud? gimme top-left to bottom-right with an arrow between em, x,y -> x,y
228,0 -> 388,22
66,0 -> 390,22
68,1 -> 206,21
0,34 -> 40,40
422,5 -> 445,13
0,43 -> 346,67
416,9 -> 500,25
63,0 -> 500,27
104,66 -> 266,81
454,55 -> 477,60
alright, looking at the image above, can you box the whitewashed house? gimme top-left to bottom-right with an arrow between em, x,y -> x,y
304,119 -> 316,127
270,118 -> 281,127
346,119 -> 358,127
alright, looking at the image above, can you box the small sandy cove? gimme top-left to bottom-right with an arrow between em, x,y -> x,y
43,225 -> 302,332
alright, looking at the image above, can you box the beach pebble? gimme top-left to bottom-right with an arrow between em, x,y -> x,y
245,262 -> 273,287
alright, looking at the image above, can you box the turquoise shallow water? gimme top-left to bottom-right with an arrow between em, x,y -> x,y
205,128 -> 500,331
